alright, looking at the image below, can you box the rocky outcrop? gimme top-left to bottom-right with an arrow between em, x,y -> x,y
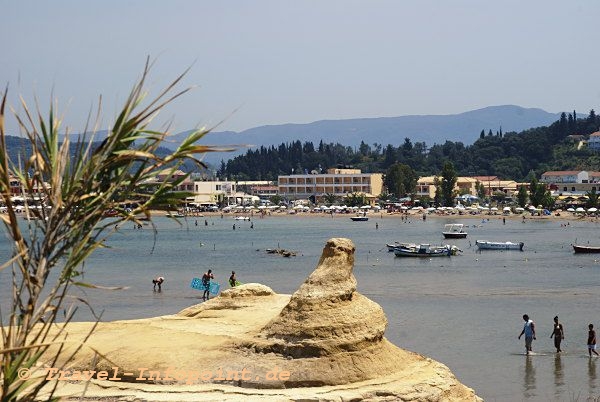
43,238 -> 481,401
244,238 -> 408,387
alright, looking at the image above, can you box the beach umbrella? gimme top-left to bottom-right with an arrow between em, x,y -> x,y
576,207 -> 585,212
567,208 -> 575,212
360,205 -> 370,209
515,207 -> 525,212
491,207 -> 499,211
503,207 -> 511,211
588,207 -> 598,212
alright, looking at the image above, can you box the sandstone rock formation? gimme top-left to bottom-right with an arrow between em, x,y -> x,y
43,238 -> 481,401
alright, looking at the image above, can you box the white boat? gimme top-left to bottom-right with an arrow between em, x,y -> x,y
234,216 -> 251,221
475,240 -> 524,251
442,223 -> 467,239
394,243 -> 460,257
386,242 -> 418,252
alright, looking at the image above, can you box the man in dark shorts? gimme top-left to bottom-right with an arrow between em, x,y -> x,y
202,269 -> 214,300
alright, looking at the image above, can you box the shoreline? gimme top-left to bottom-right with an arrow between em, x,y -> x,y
156,209 -> 597,223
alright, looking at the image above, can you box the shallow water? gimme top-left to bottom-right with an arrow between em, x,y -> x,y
2,213 -> 600,401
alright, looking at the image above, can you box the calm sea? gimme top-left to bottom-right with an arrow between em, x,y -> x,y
2,213 -> 600,401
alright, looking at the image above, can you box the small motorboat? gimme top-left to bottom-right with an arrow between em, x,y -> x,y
350,215 -> 368,221
572,244 -> 600,253
475,240 -> 524,251
386,242 -> 418,252
442,224 -> 467,239
234,216 -> 251,221
394,243 -> 460,257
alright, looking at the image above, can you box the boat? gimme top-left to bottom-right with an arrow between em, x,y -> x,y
475,240 -> 524,251
166,212 -> 186,218
350,215 -> 369,221
386,242 -> 417,252
394,243 -> 460,257
572,244 -> 600,253
234,216 -> 251,221
442,223 -> 467,239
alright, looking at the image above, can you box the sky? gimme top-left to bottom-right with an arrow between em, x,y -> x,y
2,0 -> 600,135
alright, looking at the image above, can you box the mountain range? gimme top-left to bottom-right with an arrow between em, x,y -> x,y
178,105 -> 560,164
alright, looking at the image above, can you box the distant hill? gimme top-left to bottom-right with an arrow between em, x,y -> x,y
31,105 -> 561,167
182,105 -> 560,164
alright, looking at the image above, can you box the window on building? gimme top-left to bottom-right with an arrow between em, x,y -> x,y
571,187 -> 575,191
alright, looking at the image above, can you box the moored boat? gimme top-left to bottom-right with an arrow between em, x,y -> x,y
572,244 -> 600,253
442,224 -> 467,239
394,243 -> 460,257
386,242 -> 418,252
350,215 -> 368,221
475,240 -> 524,251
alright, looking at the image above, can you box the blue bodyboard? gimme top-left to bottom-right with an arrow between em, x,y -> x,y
209,282 -> 220,294
190,277 -> 220,295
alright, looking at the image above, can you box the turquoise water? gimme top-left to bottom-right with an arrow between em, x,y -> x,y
2,213 -> 600,401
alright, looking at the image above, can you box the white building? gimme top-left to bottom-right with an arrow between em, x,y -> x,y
278,168 -> 383,205
588,131 -> 600,151
540,171 -> 592,184
191,181 -> 257,206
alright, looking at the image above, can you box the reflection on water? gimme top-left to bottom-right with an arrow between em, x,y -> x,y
553,354 -> 564,399
589,358 -> 597,392
523,356 -> 536,398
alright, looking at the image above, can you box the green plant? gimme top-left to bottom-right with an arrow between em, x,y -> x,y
0,60 -> 227,401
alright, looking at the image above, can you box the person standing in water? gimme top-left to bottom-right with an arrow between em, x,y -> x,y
229,271 -> 238,287
518,314 -> 536,355
550,316 -> 564,353
202,269 -> 214,300
588,324 -> 600,357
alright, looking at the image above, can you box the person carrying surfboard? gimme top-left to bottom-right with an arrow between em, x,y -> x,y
202,269 -> 214,300
518,314 -> 536,355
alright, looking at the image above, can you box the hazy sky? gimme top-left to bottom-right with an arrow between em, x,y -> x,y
3,1 -> 600,135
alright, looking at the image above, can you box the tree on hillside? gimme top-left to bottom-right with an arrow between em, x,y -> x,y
322,193 -> 339,206
384,163 -> 417,198
344,192 -> 367,207
433,176 -> 442,206
586,188 -> 599,209
440,161 -> 458,207
529,178 -> 547,207
476,181 -> 486,200
517,185 -> 528,208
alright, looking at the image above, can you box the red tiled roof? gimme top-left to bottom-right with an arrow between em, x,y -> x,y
542,171 -> 582,176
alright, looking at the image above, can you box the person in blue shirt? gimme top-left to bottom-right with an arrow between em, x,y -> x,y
518,314 -> 536,355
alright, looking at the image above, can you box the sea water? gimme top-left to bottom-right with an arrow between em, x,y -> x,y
2,213 -> 600,401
